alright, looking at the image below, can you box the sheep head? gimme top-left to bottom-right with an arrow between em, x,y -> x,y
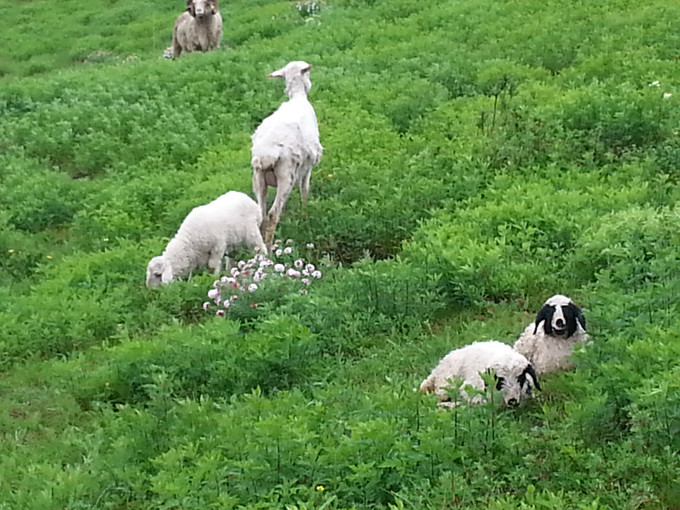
493,362 -> 541,407
187,0 -> 219,18
268,61 -> 313,97
146,256 -> 174,287
533,294 -> 586,338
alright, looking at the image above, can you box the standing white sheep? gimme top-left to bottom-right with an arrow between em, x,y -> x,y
419,341 -> 541,407
164,0 -> 223,59
146,191 -> 267,287
251,60 -> 323,246
513,294 -> 589,375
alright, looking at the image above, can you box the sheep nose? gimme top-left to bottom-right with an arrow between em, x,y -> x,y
507,398 -> 519,407
555,318 -> 565,327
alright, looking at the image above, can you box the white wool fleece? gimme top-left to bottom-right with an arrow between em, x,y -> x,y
146,191 -> 266,287
513,294 -> 589,374
419,340 -> 540,407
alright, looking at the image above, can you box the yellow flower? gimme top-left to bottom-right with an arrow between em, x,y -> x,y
8,249 -> 14,254
327,174 -> 333,178
103,238 -> 109,242
316,485 -> 325,492
46,255 -> 53,259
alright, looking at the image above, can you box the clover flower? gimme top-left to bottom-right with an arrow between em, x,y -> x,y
203,240 -> 324,316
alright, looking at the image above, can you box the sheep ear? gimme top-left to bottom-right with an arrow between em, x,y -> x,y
161,266 -> 174,284
301,64 -> 312,74
525,365 -> 542,392
534,305 -> 552,335
575,305 -> 586,331
268,68 -> 285,78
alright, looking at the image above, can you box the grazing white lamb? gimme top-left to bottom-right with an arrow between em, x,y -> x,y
146,191 -> 266,287
164,0 -> 223,59
419,341 -> 541,407
251,60 -> 323,246
513,294 -> 589,375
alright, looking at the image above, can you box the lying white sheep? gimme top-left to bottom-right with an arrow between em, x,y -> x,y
251,60 -> 323,246
164,0 -> 223,59
513,294 -> 589,375
419,341 -> 541,407
146,191 -> 266,287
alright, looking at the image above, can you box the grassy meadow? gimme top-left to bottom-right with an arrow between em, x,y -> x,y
1,0 -> 679,507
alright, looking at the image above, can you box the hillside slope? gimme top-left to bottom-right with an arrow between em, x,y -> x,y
0,0 -> 679,508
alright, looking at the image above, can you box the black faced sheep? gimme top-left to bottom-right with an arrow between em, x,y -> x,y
164,0 -> 223,59
251,61 -> 323,246
146,191 -> 266,287
513,294 -> 589,375
419,341 -> 541,407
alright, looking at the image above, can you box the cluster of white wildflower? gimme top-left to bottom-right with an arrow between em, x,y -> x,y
296,1 -> 323,17
649,80 -> 673,99
203,240 -> 322,317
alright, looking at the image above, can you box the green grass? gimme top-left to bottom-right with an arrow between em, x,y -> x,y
1,0 -> 679,508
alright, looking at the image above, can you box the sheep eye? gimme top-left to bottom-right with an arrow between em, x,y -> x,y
495,377 -> 505,390
154,272 -> 163,277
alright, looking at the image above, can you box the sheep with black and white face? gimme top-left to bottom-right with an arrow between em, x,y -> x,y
513,294 -> 589,375
419,341 -> 541,408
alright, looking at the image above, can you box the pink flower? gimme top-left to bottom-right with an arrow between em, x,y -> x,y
274,263 -> 285,273
230,268 -> 240,277
306,264 -> 315,273
312,270 -> 322,279
301,278 -> 311,285
294,259 -> 304,269
238,260 -> 246,270
300,289 -> 308,295
250,303 -> 259,308
202,302 -> 211,311
275,249 -> 283,257
306,243 -> 315,248
216,310 -> 226,318
286,268 -> 301,278
248,283 -> 258,293
208,288 -> 220,300
283,247 -> 293,255
286,239 -> 293,245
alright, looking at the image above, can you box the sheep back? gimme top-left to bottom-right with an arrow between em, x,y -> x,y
162,191 -> 263,278
251,98 -> 323,175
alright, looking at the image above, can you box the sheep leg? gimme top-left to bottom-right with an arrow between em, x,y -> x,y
207,249 -> 225,274
300,170 -> 312,208
246,227 -> 268,256
265,174 -> 295,247
253,170 -> 269,234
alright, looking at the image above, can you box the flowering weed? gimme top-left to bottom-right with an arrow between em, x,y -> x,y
204,241 -> 324,320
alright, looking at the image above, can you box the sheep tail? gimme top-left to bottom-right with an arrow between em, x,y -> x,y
251,154 -> 279,173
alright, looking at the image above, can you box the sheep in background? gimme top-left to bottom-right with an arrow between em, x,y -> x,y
146,191 -> 266,287
164,0 -> 223,59
251,61 -> 323,246
419,341 -> 541,407
513,294 -> 589,375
